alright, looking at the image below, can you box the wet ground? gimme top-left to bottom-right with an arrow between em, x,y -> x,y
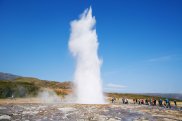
0,103 -> 181,121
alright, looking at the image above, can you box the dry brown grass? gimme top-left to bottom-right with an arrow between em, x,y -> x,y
54,89 -> 72,95
0,98 -> 42,104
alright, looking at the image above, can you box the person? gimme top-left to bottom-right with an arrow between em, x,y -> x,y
150,98 -> 153,106
125,99 -> 128,104
145,99 -> 148,105
133,99 -> 135,104
158,99 -> 163,107
136,99 -> 138,104
165,98 -> 170,108
154,99 -> 156,106
122,97 -> 125,104
168,99 -> 171,108
138,99 -> 141,105
141,99 -> 144,104
174,100 -> 177,107
113,97 -> 116,101
163,100 -> 166,107
165,98 -> 168,107
111,97 -> 115,103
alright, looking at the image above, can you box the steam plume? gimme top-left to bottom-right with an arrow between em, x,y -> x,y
68,7 -> 105,104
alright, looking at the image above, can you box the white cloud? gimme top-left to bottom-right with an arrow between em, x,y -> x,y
107,83 -> 127,89
148,55 -> 172,62
105,83 -> 127,92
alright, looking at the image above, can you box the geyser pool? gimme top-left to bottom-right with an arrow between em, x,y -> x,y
68,7 -> 105,104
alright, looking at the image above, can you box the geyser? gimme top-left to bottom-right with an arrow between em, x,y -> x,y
68,7 -> 105,104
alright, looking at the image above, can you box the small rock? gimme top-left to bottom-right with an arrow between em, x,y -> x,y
0,115 -> 11,121
0,107 -> 7,110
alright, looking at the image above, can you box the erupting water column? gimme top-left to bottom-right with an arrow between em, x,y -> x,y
68,7 -> 105,104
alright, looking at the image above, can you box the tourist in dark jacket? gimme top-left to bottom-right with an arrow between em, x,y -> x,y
158,99 -> 163,106
154,99 -> 156,106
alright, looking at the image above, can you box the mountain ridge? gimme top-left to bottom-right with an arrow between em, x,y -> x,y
0,72 -> 21,80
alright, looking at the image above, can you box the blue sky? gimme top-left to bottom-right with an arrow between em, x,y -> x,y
0,0 -> 182,93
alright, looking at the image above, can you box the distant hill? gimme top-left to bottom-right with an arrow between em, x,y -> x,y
0,72 -> 72,98
0,72 -> 21,80
0,72 -> 72,89
143,93 -> 182,100
107,93 -> 182,101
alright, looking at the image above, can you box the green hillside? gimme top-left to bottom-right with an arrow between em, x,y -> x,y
0,77 -> 72,98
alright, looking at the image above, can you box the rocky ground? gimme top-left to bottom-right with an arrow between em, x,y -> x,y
0,102 -> 182,121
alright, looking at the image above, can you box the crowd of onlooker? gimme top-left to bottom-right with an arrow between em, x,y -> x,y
132,98 -> 177,108
111,97 -> 178,109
